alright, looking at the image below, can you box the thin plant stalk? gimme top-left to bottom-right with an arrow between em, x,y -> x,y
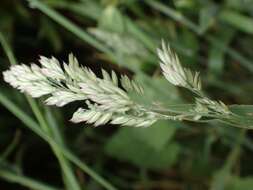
0,161 -> 60,190
27,0 -> 117,62
0,31 -> 117,190
0,92 -> 117,190
144,0 -> 253,72
0,32 -> 82,190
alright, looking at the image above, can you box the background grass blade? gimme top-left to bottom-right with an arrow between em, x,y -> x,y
1,1 -> 253,189
0,159 -> 60,190
0,31 -> 82,190
145,0 -> 253,72
0,92 -> 117,190
27,0 -> 117,62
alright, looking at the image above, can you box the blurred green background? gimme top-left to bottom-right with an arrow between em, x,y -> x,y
1,0 -> 253,189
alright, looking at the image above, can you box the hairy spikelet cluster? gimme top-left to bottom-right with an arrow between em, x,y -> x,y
3,55 -> 87,106
157,41 -> 231,119
158,40 -> 201,91
195,98 -> 231,115
3,41 -> 232,127
3,54 -> 156,127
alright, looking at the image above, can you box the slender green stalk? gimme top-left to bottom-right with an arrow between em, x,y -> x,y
30,0 -> 253,74
27,0 -> 117,62
145,0 -> 200,34
0,31 -> 81,190
26,98 -> 82,190
1,130 -> 21,160
145,0 -> 253,72
0,92 -> 117,190
0,33 -> 17,66
0,30 -> 117,190
0,167 -> 60,190
206,35 -> 253,72
0,92 -> 49,138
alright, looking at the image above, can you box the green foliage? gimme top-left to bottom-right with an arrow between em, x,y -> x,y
219,10 -> 253,34
227,176 -> 253,190
105,121 -> 180,169
1,0 -> 253,189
